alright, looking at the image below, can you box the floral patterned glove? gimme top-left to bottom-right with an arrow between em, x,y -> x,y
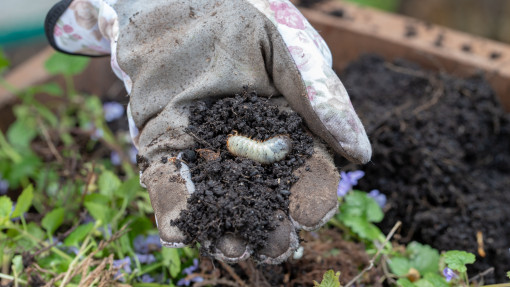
45,0 -> 371,264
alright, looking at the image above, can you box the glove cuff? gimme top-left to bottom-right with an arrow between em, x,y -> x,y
44,0 -> 111,57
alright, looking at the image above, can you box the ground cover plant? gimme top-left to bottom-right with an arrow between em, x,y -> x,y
0,49 -> 509,287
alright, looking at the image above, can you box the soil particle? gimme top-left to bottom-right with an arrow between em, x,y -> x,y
172,92 -> 313,254
462,43 -> 472,53
434,33 -> 444,47
490,51 -> 502,60
329,9 -> 345,18
296,0 -> 327,8
404,24 -> 418,38
340,54 -> 510,282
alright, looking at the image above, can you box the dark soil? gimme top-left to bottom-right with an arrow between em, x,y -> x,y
198,229 -> 384,287
172,92 -> 314,255
340,54 -> 510,282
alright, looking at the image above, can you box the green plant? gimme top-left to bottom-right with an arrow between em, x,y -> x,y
314,270 -> 342,287
0,50 -> 199,286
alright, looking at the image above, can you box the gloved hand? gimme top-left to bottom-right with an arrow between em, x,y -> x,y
45,0 -> 371,264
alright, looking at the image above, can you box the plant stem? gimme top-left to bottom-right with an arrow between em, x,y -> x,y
482,284 -> 510,287
0,273 -> 27,285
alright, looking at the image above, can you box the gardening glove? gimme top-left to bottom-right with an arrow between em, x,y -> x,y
45,0 -> 372,264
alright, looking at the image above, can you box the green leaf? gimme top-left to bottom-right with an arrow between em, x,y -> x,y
0,49 -> 9,72
32,83 -> 63,97
162,248 -> 181,278
407,242 -> 440,275
507,271 -> 510,279
98,170 -> 121,197
115,176 -> 142,202
396,278 -> 416,287
44,52 -> 90,76
11,185 -> 33,218
84,201 -> 114,224
340,191 -> 383,223
388,257 -> 411,276
41,207 -> 65,235
340,216 -> 384,241
64,223 -> 94,246
9,155 -> 42,186
84,193 -> 110,205
7,120 -> 37,150
443,250 -> 476,273
413,279 -> 434,287
422,273 -> 449,287
0,196 -> 13,221
11,255 -> 23,274
313,270 -> 341,287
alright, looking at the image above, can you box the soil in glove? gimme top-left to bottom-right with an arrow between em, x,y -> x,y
172,91 -> 314,255
341,54 -> 510,282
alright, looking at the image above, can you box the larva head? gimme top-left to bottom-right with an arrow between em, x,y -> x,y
268,135 -> 293,155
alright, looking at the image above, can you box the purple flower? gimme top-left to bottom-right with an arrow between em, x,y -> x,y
133,234 -> 162,254
140,274 -> 155,283
91,128 -> 104,140
183,259 -> 199,275
103,102 -> 124,122
129,146 -> 138,164
0,178 -> 8,195
368,189 -> 387,208
177,259 -> 203,286
337,170 -> 365,197
110,151 -> 121,166
177,276 -> 204,286
443,267 -> 458,282
135,253 -> 156,264
113,256 -> 132,282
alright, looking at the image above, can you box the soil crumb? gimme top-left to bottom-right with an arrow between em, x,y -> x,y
404,24 -> 418,38
173,92 -> 313,255
341,54 -> 510,283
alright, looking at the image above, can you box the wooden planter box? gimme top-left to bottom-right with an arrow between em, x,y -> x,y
1,0 -> 509,129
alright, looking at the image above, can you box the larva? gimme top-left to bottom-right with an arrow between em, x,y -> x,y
226,133 -> 293,164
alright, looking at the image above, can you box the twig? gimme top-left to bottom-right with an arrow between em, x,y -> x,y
218,260 -> 248,287
345,221 -> 402,287
412,82 -> 444,115
186,130 -> 214,149
469,267 -> 494,283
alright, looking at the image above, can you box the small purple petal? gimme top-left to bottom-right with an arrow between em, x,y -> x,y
129,146 -> 138,164
182,259 -> 199,275
192,276 -> 204,283
91,128 -> 104,140
177,278 -> 190,286
113,256 -> 132,274
141,274 -> 155,283
133,234 -> 162,254
136,253 -> 156,264
336,180 -> 351,197
103,102 -> 124,122
368,189 -> 387,208
443,267 -> 458,282
0,178 -> 8,195
110,151 -> 121,166
346,170 -> 365,185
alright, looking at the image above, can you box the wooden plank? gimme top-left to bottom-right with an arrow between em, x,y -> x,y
0,47 -> 53,107
298,1 -> 510,111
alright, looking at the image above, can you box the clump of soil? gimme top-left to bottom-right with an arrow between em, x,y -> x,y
172,92 -> 313,254
340,54 -> 510,282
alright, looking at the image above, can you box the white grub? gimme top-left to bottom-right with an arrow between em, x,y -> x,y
226,133 -> 292,164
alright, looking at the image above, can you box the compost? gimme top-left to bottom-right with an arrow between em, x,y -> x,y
341,54 -> 510,282
172,92 -> 314,255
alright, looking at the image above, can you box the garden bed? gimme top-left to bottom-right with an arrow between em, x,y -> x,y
2,1 -> 510,286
